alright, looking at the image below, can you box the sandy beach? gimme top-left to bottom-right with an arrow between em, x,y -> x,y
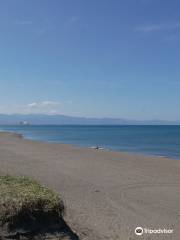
0,132 -> 180,239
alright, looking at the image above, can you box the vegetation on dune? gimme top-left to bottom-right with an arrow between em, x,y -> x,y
0,175 -> 65,230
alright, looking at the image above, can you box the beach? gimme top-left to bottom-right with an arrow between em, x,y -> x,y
0,132 -> 180,239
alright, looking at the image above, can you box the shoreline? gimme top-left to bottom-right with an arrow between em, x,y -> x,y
0,132 -> 180,239
0,129 -> 179,161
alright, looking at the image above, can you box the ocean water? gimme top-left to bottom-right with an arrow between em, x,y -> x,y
0,125 -> 180,159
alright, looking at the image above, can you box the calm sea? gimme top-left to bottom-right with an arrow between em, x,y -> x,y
0,125 -> 180,159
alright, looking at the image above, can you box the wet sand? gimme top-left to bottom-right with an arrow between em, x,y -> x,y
0,132 -> 180,240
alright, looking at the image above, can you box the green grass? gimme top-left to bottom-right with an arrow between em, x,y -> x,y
0,175 -> 65,229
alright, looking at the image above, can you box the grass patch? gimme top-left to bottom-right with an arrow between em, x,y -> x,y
0,175 -> 65,231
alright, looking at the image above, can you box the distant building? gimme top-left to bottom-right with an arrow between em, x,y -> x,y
19,121 -> 30,125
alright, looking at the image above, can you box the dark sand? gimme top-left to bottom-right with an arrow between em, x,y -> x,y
0,132 -> 180,240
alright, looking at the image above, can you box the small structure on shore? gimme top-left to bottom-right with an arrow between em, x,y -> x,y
19,121 -> 30,125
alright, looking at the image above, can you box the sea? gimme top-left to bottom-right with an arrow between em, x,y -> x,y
0,125 -> 180,159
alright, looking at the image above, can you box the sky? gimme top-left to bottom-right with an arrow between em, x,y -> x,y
0,0 -> 180,120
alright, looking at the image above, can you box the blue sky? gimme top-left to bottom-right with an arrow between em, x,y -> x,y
0,0 -> 180,120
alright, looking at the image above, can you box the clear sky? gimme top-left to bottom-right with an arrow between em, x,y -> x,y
0,0 -> 180,120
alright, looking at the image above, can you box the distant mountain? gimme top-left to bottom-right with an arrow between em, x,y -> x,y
0,114 -> 179,125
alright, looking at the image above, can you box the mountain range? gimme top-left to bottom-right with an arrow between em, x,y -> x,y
0,114 -> 179,125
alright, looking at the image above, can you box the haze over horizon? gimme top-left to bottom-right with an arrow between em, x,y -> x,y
0,113 -> 180,125
0,0 -> 179,121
